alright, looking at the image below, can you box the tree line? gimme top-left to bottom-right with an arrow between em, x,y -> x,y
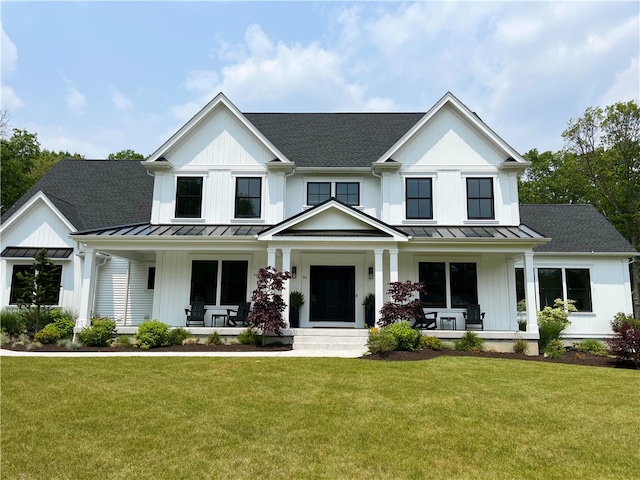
1,102 -> 638,316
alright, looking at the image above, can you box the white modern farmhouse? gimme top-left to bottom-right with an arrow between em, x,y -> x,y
1,92 -> 636,352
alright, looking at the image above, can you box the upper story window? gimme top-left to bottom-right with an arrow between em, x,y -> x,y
235,177 -> 261,218
307,182 -> 331,206
336,182 -> 360,206
466,178 -> 494,220
406,178 -> 433,219
175,177 -> 203,218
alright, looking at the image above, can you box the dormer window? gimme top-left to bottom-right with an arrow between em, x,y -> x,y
175,177 -> 203,218
306,181 -> 361,206
235,177 -> 261,218
466,178 -> 494,220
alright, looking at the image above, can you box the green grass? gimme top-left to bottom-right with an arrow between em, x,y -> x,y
2,357 -> 639,479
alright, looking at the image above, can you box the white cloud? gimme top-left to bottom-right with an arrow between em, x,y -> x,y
109,84 -> 132,111
600,57 -> 640,107
1,85 -> 24,110
176,24 -> 396,116
1,25 -> 18,76
66,85 -> 86,113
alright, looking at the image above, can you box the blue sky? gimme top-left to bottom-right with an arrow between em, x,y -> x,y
2,1 -> 638,158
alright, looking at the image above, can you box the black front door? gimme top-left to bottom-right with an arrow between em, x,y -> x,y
310,266 -> 355,322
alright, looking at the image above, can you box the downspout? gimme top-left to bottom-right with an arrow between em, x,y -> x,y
123,260 -> 131,325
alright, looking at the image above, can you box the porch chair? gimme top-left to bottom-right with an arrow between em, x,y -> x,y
464,304 -> 485,330
412,310 -> 438,330
185,300 -> 207,327
226,302 -> 251,327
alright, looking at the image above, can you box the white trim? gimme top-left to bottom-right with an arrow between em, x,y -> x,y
0,191 -> 76,235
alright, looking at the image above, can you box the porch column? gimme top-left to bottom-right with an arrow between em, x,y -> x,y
374,248 -> 384,327
523,252 -> 538,334
267,247 -> 277,269
77,248 -> 96,328
281,248 -> 291,327
389,248 -> 398,283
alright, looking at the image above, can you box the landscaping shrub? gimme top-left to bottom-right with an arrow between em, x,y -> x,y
49,309 -> 76,339
111,336 -> 132,348
607,313 -> 640,366
420,335 -> 444,351
237,327 -> 261,346
512,338 -> 529,354
135,320 -> 170,350
538,299 -> 576,351
0,309 -> 25,336
57,338 -> 80,350
206,332 -> 224,345
34,324 -> 61,344
574,339 -> 608,357
1,330 -> 11,345
182,337 -> 199,345
167,327 -> 191,346
388,321 -> 420,351
366,327 -> 398,355
544,338 -> 565,359
77,318 -> 117,347
454,331 -> 484,352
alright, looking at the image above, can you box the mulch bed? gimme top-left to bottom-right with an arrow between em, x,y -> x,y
364,348 -> 638,369
3,343 -> 637,369
2,343 -> 292,353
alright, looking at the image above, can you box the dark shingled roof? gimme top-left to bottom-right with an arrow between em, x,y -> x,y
244,113 -> 425,167
519,204 -> 636,253
1,159 -> 154,231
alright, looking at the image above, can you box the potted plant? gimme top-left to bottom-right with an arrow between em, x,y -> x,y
289,291 -> 304,328
363,293 -> 375,328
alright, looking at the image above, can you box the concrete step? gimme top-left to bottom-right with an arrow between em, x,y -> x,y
292,328 -> 368,353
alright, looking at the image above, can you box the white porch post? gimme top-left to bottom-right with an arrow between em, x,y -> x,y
267,247 -> 277,270
374,248 -> 384,327
523,252 -> 538,334
77,248 -> 96,328
281,248 -> 291,327
389,248 -> 398,283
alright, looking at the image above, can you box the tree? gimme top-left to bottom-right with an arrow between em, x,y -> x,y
379,281 -> 425,327
107,149 -> 145,160
1,129 -> 40,214
0,128 -> 83,215
16,249 -> 62,334
247,267 -> 291,340
519,149 -> 589,204
562,100 -> 640,318
0,107 -> 10,138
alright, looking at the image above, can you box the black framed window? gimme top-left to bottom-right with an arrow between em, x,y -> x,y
566,268 -> 592,312
418,262 -> 446,307
406,178 -> 433,219
190,261 -> 218,304
466,178 -> 494,219
307,182 -> 331,206
515,268 -> 525,303
10,264 -> 62,305
538,268 -> 562,308
221,261 -> 248,305
235,178 -> 261,218
147,267 -> 156,290
336,182 -> 360,206
175,177 -> 203,218
450,263 -> 478,308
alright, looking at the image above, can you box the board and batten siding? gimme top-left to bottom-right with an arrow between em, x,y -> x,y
0,198 -> 80,311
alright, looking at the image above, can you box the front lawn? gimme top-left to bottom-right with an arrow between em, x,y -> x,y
2,357 -> 639,479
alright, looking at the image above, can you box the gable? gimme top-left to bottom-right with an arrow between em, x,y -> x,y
259,200 -> 408,241
166,105 -> 277,167
394,105 -> 506,168
1,195 -> 75,249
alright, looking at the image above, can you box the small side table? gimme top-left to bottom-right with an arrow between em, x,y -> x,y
211,314 -> 227,327
440,317 -> 456,330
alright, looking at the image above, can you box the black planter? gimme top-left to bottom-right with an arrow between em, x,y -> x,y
364,308 -> 375,328
289,308 -> 300,328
